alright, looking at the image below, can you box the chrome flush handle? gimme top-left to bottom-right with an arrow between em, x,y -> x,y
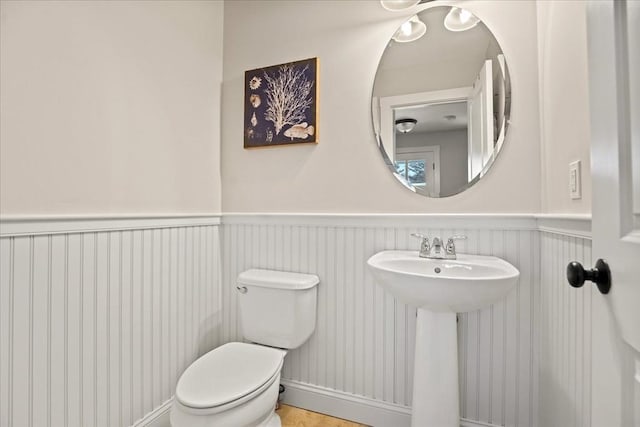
236,286 -> 248,294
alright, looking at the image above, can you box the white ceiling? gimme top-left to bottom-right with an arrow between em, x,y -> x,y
396,101 -> 467,133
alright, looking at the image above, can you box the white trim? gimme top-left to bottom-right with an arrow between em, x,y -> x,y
0,214 -> 221,237
127,383 -> 501,427
536,214 -> 592,239
222,213 -> 539,230
280,380 -> 500,427
132,398 -> 172,427
223,212 -> 591,237
281,379 -> 411,427
0,212 -> 591,238
460,419 -> 503,427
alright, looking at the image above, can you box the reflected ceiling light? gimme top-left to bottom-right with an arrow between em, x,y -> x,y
380,0 -> 420,11
444,7 -> 480,32
395,118 -> 417,133
392,15 -> 427,43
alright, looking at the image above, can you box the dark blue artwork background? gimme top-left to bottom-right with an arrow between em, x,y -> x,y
244,58 -> 317,148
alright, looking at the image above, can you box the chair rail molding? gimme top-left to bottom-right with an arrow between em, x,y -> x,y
535,214 -> 592,239
222,213 -> 591,237
0,214 -> 222,237
222,212 -> 539,229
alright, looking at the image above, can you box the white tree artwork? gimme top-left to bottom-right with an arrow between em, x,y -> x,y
263,64 -> 314,135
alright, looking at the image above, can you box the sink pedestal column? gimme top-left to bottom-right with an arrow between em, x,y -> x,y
412,309 -> 459,427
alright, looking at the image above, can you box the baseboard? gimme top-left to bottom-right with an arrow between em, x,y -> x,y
128,383 -> 502,427
280,380 -> 501,427
459,419 -> 503,427
280,379 -> 411,427
132,398 -> 173,427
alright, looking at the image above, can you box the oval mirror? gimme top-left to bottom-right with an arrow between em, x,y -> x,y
372,6 -> 511,197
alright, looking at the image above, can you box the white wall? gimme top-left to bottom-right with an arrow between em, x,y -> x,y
221,0 -> 541,214
537,1 -> 592,214
0,1 -> 224,216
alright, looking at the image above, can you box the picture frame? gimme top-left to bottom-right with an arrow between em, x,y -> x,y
244,57 -> 318,148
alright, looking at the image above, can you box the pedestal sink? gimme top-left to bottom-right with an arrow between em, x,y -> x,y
367,250 -> 519,427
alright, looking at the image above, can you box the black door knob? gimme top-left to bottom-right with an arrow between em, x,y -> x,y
566,259 -> 611,294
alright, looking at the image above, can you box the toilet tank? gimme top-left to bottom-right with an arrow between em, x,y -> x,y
237,269 -> 319,349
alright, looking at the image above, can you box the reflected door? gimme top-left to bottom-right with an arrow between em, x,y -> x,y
467,60 -> 494,181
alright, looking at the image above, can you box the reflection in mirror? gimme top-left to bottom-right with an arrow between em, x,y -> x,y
372,6 -> 511,197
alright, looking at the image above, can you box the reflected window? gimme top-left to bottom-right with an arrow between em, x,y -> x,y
395,159 -> 426,187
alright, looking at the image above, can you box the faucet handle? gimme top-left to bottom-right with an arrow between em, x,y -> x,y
410,233 -> 430,257
445,235 -> 467,257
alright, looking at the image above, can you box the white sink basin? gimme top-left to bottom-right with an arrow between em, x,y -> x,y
367,250 -> 519,312
367,249 -> 519,426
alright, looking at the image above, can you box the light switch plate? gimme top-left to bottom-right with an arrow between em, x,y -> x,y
569,160 -> 582,199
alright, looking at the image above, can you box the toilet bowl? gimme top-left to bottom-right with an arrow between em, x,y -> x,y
170,269 -> 319,427
170,342 -> 286,427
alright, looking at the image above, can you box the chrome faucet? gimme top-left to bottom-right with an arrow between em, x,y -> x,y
431,237 -> 443,257
411,234 -> 467,259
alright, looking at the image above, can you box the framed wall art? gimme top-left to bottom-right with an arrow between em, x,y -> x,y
244,57 -> 318,148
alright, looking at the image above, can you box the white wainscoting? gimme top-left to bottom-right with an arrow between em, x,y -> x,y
221,214 -> 541,427
0,217 -> 222,427
0,213 -> 592,427
538,231 -> 592,427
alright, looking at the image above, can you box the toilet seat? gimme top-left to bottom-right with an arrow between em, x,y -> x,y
175,342 -> 286,413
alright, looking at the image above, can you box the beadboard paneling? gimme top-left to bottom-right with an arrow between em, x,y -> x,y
1,214 -> 592,427
220,217 -> 540,427
0,222 -> 222,427
538,232 -> 592,427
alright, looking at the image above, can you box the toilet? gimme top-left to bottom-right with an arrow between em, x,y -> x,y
170,269 -> 319,427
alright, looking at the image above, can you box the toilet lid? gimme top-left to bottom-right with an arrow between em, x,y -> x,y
175,342 -> 285,409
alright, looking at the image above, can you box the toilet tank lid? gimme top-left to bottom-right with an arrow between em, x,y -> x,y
237,269 -> 319,290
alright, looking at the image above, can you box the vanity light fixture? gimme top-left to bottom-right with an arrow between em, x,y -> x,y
444,7 -> 480,32
392,15 -> 427,43
395,118 -> 417,133
380,0 -> 420,11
